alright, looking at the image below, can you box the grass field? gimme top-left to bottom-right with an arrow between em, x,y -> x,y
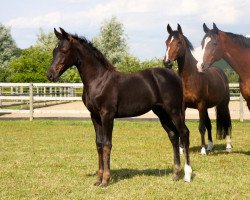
0,120 -> 249,199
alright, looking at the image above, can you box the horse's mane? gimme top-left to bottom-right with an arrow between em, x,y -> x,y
183,35 -> 194,51
70,34 -> 116,71
170,31 -> 194,51
224,31 -> 250,48
202,30 -> 250,48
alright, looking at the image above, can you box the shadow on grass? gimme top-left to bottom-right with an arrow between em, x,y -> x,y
190,144 -> 250,156
87,168 -> 172,184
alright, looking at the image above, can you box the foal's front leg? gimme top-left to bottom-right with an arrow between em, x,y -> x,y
100,111 -> 114,187
91,114 -> 104,186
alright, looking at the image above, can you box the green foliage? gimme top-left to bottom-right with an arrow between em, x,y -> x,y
0,23 -> 21,81
92,16 -> 129,66
35,28 -> 58,52
9,46 -> 51,82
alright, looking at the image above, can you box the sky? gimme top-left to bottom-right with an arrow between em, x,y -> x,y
1,0 -> 250,60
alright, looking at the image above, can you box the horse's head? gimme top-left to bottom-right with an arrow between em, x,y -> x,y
201,23 -> 223,70
163,24 -> 188,68
47,28 -> 76,82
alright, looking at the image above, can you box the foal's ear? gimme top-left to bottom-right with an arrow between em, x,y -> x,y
167,24 -> 173,34
213,22 -> 219,34
54,28 -> 63,40
59,27 -> 69,39
203,23 -> 210,33
177,24 -> 183,35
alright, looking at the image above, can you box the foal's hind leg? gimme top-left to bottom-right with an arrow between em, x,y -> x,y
153,108 -> 181,181
204,110 -> 213,152
171,113 -> 192,182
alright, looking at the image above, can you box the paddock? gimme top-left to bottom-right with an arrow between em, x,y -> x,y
0,120 -> 249,199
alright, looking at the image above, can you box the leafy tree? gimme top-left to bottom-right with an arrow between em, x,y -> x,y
0,23 -> 21,81
92,16 -> 129,66
9,46 -> 51,82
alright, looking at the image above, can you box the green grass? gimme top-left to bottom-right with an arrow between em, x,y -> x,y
0,120 -> 249,199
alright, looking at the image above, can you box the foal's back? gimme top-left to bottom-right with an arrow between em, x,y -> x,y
112,67 -> 183,118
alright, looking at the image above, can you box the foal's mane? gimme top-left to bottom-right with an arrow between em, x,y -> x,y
71,34 -> 116,71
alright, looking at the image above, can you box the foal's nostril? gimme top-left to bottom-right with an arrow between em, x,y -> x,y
47,72 -> 54,81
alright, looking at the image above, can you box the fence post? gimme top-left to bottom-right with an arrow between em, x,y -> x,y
29,83 -> 34,121
239,93 -> 244,122
0,86 -> 2,107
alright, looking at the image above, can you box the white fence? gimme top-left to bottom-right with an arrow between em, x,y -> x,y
0,83 -> 247,121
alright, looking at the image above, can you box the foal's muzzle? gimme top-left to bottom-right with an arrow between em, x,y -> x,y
47,69 -> 59,82
163,59 -> 174,69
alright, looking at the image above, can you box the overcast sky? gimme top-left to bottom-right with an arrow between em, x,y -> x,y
1,0 -> 250,60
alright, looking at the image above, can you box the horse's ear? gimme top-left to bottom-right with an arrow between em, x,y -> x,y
213,22 -> 219,34
177,24 -> 183,35
59,27 -> 69,39
167,24 -> 173,34
203,23 -> 210,33
54,28 -> 63,40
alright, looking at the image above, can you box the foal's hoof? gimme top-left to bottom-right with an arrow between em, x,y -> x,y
172,174 -> 179,181
94,180 -> 102,186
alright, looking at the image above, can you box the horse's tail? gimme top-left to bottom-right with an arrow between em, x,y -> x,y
215,93 -> 232,139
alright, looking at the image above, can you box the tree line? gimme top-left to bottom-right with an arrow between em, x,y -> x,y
0,16 -> 238,83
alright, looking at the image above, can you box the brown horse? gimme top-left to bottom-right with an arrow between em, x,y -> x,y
201,23 -> 250,110
164,24 -> 232,155
47,28 -> 192,187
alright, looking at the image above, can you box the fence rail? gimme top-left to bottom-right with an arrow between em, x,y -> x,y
0,82 -> 247,121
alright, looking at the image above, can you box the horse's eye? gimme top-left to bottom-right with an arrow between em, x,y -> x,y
213,42 -> 217,46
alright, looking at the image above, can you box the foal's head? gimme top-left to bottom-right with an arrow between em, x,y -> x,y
47,28 -> 77,82
164,24 -> 193,68
201,23 -> 222,70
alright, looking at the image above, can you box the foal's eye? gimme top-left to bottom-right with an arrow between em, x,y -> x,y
213,42 -> 217,46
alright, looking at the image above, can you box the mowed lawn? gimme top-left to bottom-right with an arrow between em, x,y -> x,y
0,120 -> 249,200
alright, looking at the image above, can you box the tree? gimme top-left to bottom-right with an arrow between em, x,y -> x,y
92,16 -> 129,66
9,46 -> 51,82
0,23 -> 21,81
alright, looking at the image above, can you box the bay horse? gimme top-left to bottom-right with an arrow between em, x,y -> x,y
47,28 -> 192,186
201,23 -> 250,110
164,24 -> 232,155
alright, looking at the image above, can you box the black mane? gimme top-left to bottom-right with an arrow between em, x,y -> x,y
71,34 -> 116,71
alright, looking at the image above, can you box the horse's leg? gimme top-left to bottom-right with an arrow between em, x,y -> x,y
91,114 -> 103,186
171,113 -> 192,182
99,111 -> 114,187
179,106 -> 187,155
198,105 -> 207,155
153,107 -> 181,181
204,110 -> 213,152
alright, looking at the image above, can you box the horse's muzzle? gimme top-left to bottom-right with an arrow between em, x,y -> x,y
201,63 -> 211,71
47,69 -> 59,82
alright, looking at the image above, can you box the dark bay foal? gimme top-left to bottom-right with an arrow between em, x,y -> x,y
47,28 -> 192,187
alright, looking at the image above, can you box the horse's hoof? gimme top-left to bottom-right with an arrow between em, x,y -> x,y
172,174 -> 179,181
94,181 -> 102,186
226,147 -> 233,153
200,147 -> 207,155
207,141 -> 214,151
100,183 -> 108,188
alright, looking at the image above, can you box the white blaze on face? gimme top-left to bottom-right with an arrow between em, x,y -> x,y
196,36 -> 211,71
165,36 -> 174,62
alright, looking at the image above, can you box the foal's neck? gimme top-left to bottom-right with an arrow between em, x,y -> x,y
75,45 -> 112,90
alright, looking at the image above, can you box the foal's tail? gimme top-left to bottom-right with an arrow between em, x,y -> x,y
215,95 -> 232,139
